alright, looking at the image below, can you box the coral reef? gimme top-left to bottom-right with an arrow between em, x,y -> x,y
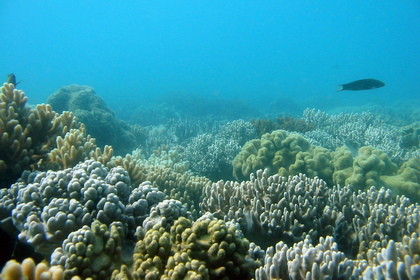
251,116 -> 314,137
233,129 -> 420,201
185,120 -> 257,180
2,83 -> 420,280
255,235 -> 359,280
50,220 -> 126,279
0,258 -> 66,280
47,85 -> 136,155
0,83 -> 110,188
0,160 -> 166,257
232,130 -> 333,184
332,146 -> 420,201
255,234 -> 420,280
201,170 -> 333,248
201,168 -> 420,260
401,121 -> 420,150
123,217 -> 259,280
302,108 -> 416,164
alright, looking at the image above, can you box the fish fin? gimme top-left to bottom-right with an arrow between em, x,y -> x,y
337,85 -> 344,91
16,80 -> 23,85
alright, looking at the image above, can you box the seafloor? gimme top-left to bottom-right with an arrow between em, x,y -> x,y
0,82 -> 419,280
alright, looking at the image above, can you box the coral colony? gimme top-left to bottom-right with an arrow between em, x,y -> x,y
1,83 -> 419,279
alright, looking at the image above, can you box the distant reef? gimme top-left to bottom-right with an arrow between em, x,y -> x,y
47,85 -> 136,155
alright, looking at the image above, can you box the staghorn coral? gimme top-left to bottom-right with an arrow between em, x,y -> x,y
232,130 -> 334,184
255,233 -> 420,280
201,168 -> 420,259
361,236 -> 420,280
302,108 -> 415,164
332,186 -> 420,260
184,119 -> 257,181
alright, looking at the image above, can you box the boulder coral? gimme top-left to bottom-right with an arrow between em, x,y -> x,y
232,130 -> 333,184
233,130 -> 420,201
332,146 -> 420,201
47,85 -> 136,155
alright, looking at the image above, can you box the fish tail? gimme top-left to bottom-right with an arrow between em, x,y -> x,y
337,85 -> 344,91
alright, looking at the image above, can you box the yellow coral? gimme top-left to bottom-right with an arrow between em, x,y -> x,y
233,130 -> 333,185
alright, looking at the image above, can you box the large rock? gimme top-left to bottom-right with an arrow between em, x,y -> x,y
47,85 -> 136,155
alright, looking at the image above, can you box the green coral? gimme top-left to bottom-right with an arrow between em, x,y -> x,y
129,217 -> 259,280
332,146 -> 397,190
233,130 -> 333,185
382,156 -> 420,201
332,146 -> 420,201
233,130 -> 420,201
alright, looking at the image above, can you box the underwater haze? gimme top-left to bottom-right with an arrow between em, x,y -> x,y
1,0 -> 420,115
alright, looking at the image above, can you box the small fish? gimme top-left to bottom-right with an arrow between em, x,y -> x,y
7,73 -> 22,87
337,79 -> 385,91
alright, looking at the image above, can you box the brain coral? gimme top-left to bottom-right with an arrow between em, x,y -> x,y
232,130 -> 333,185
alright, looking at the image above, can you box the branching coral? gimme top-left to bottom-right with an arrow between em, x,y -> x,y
185,120 -> 257,180
302,108 -> 415,164
0,83 -> 113,188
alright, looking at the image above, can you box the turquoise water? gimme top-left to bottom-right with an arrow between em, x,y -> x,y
1,2 -> 420,277
1,1 -> 419,115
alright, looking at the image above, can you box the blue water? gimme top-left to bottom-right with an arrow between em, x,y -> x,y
1,1 -> 419,116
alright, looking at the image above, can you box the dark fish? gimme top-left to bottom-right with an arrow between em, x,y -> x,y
6,73 -> 22,87
337,79 -> 385,91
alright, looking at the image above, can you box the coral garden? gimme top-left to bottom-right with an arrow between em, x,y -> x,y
0,83 -> 419,280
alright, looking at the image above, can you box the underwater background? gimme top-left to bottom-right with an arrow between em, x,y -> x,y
1,1 -> 420,279
1,1 -> 420,115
